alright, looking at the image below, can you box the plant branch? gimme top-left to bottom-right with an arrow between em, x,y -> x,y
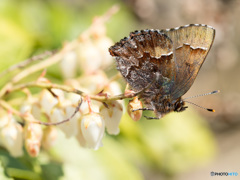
9,81 -> 86,96
0,41 -> 78,98
0,50 -> 56,79
8,75 -> 155,102
8,81 -> 131,101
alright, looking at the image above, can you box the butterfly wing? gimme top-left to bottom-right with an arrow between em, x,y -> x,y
161,24 -> 215,99
109,30 -> 176,94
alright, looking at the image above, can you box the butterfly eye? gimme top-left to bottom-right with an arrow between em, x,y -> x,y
167,102 -> 171,108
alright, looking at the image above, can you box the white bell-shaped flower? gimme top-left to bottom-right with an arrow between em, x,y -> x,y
40,90 -> 59,115
94,36 -> 114,69
76,126 -> 87,148
20,100 -> 41,120
0,112 -> 9,129
0,116 -> 23,157
20,103 -> 32,114
60,51 -> 77,79
51,88 -> 65,102
50,106 -> 80,138
78,70 -> 108,94
31,103 -> 42,120
78,40 -> 102,74
104,81 -> 122,96
100,101 -> 123,135
42,126 -> 58,150
80,113 -> 105,150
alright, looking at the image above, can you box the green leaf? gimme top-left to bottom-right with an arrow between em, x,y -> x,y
0,161 -> 13,180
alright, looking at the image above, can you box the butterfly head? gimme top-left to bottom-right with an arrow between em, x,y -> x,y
153,97 -> 188,118
173,98 -> 188,112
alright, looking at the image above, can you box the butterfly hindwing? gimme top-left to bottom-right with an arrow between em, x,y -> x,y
161,24 -> 215,99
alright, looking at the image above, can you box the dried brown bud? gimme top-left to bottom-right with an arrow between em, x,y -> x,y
127,96 -> 143,121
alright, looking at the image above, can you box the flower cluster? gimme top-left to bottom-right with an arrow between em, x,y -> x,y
0,7 -> 144,157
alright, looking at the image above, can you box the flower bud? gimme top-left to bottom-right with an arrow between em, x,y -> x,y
100,101 -> 123,135
24,123 -> 43,157
80,113 -> 105,150
127,96 -> 143,121
0,116 -> 23,157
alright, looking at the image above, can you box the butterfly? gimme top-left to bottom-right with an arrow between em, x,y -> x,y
109,24 -> 215,119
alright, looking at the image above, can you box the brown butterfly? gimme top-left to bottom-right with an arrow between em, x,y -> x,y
109,24 -> 215,119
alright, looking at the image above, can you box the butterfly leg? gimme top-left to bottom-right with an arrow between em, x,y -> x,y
132,108 -> 154,112
144,115 -> 159,120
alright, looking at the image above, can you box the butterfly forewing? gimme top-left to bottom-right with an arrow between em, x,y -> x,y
162,24 -> 215,99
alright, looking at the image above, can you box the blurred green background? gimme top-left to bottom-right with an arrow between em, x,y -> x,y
0,0 -> 240,179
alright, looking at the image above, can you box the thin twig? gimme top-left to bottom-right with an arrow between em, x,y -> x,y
8,81 -> 126,101
0,100 -> 21,116
0,50 -> 56,79
11,43 -> 78,84
0,40 -> 78,98
9,81 -> 86,96
8,73 -> 156,102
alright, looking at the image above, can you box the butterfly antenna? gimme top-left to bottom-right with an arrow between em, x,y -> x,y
184,100 -> 215,112
183,90 -> 220,100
